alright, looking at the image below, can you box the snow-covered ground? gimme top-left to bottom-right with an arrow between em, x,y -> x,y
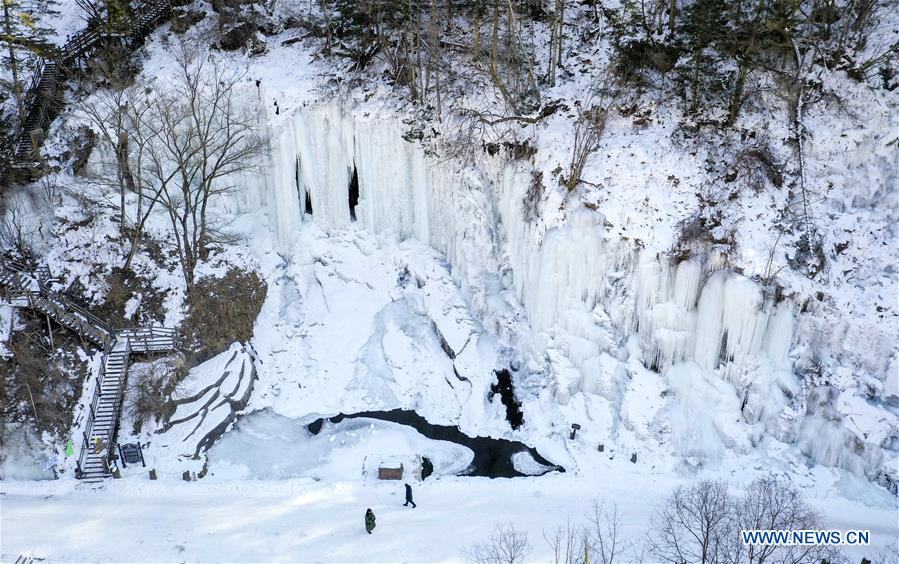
2,3 -> 897,561
210,413 -> 476,481
5,217 -> 896,562
2,468 -> 896,562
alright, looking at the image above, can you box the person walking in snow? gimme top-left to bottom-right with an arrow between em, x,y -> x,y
403,483 -> 416,508
365,508 -> 376,534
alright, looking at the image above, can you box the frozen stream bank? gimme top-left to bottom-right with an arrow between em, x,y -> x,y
308,410 -> 563,478
208,409 -> 561,481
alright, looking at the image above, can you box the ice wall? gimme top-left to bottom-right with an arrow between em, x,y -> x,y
241,103 -> 883,479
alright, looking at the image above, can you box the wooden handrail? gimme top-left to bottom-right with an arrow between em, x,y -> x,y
12,0 -> 174,167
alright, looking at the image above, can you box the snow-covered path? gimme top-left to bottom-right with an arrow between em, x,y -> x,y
2,474 -> 895,562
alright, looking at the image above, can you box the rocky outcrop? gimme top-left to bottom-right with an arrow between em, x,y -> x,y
157,343 -> 255,459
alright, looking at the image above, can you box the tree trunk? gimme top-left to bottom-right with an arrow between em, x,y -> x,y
3,2 -> 25,125
690,49 -> 701,114
668,0 -> 677,34
726,62 -> 748,125
473,0 -> 481,60
114,131 -> 135,231
555,0 -> 564,67
791,38 -> 810,240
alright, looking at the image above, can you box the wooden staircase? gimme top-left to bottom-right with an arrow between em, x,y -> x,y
0,258 -> 176,482
12,0 -> 174,169
77,338 -> 132,481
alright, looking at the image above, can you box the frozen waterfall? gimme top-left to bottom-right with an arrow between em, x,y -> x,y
230,103 -> 882,480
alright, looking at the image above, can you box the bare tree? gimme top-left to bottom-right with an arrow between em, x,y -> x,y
544,500 -> 637,564
544,519 -> 588,564
547,0 -> 564,86
649,480 -> 734,564
79,80 -> 169,271
565,80 -> 619,192
467,522 -> 532,564
586,501 -> 628,564
732,475 -> 839,564
80,85 -> 134,230
141,39 -> 263,292
0,198 -> 36,257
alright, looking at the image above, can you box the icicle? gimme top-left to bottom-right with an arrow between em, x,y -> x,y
672,259 -> 702,310
721,275 -> 769,362
763,303 -> 794,367
693,272 -> 727,370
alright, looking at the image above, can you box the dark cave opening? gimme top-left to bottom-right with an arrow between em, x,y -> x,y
489,368 -> 524,430
348,165 -> 359,221
296,157 -> 312,216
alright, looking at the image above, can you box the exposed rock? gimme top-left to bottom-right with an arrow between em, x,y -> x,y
247,35 -> 267,56
154,343 -> 255,462
220,21 -> 255,51
171,9 -> 206,34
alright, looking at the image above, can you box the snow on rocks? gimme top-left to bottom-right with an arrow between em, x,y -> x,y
142,344 -> 255,477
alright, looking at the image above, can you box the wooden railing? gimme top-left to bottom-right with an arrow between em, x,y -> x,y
76,337 -> 132,477
12,0 -> 174,167
75,341 -> 112,475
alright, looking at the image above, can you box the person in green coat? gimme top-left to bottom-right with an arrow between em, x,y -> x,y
365,508 -> 376,534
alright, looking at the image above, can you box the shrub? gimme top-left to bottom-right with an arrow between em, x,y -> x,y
125,360 -> 180,433
180,267 -> 266,362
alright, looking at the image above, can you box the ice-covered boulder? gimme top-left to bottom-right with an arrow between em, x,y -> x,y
144,343 -> 255,476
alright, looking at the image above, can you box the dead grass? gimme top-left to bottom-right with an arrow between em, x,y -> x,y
180,267 -> 267,362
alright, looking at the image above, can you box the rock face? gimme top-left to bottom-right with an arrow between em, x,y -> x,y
69,126 -> 95,176
171,9 -> 206,34
220,21 -> 255,51
157,343 -> 255,459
